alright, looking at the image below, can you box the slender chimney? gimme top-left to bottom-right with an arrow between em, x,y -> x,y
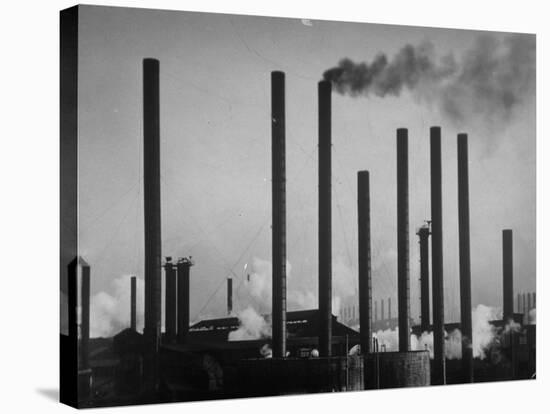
381,298 -> 385,321
533,292 -> 536,309
227,277 -> 233,315
358,170 -> 372,355
80,258 -> 90,371
457,133 -> 473,383
520,293 -> 526,324
502,229 -> 514,322
527,292 -> 532,313
374,300 -> 378,321
397,128 -> 410,352
272,71 -> 287,358
318,80 -> 332,357
177,257 -> 193,344
430,126 -> 446,385
131,276 -> 137,331
68,258 -> 78,346
418,225 -> 431,332
143,58 -> 162,381
164,257 -> 177,343
388,297 -> 391,321
66,258 -> 78,403
523,292 -> 527,316
517,293 -> 521,314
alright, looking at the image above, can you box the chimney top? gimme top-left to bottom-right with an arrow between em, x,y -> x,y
177,256 -> 195,267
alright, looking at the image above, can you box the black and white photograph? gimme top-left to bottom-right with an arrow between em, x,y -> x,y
57,2 -> 537,409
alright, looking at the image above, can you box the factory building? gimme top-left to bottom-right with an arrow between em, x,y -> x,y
187,309 -> 358,355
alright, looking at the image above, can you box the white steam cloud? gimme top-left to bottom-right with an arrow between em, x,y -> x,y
245,256 -> 356,318
246,256 -> 317,311
260,343 -> 273,358
229,256 -> 358,342
228,306 -> 271,341
90,275 -> 144,338
528,308 -> 536,324
471,304 -> 499,359
375,304 -> 512,360
332,256 -> 357,318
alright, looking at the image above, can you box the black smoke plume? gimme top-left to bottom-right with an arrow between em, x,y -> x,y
323,34 -> 535,124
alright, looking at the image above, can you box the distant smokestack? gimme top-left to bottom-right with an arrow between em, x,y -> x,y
318,80 -> 332,357
227,277 -> 233,315
502,229 -> 514,322
381,298 -> 385,321
430,126 -> 446,385
533,292 -> 536,309
527,292 -> 532,313
68,257 -> 91,400
417,225 -> 431,332
65,258 -> 79,405
177,257 -> 193,344
68,259 -> 78,345
358,170 -> 372,355
80,258 -> 90,371
516,293 -> 521,314
522,293 -> 527,317
397,128 -> 410,352
388,297 -> 391,320
131,276 -> 137,331
164,258 -> 177,343
143,58 -> 162,382
457,133 -> 473,383
374,300 -> 378,321
271,71 -> 287,359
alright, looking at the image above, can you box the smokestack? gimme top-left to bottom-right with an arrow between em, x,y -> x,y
430,126 -> 446,385
397,128 -> 410,352
227,277 -> 233,315
417,225 -> 431,332
68,257 -> 91,400
318,80 -> 332,357
527,292 -> 532,313
164,258 -> 177,343
131,276 -> 137,331
388,297 -> 391,320
65,258 -> 79,405
143,58 -> 162,383
533,292 -> 536,309
177,257 -> 193,344
502,229 -> 514,322
517,293 -> 521,314
80,258 -> 90,371
271,71 -> 287,358
68,259 -> 78,347
522,292 -> 527,316
374,300 -> 378,321
358,170 -> 372,355
457,133 -> 473,383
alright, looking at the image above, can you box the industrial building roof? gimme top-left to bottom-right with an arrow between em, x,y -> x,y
188,309 -> 358,344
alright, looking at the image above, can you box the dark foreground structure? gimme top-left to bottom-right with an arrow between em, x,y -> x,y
82,309 -> 434,405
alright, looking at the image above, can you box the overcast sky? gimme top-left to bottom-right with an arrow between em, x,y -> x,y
72,5 -> 535,336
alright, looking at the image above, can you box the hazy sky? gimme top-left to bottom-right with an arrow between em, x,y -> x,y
73,5 -> 535,336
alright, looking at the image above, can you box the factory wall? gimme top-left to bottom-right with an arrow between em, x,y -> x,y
224,356 -> 364,396
365,351 -> 431,389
